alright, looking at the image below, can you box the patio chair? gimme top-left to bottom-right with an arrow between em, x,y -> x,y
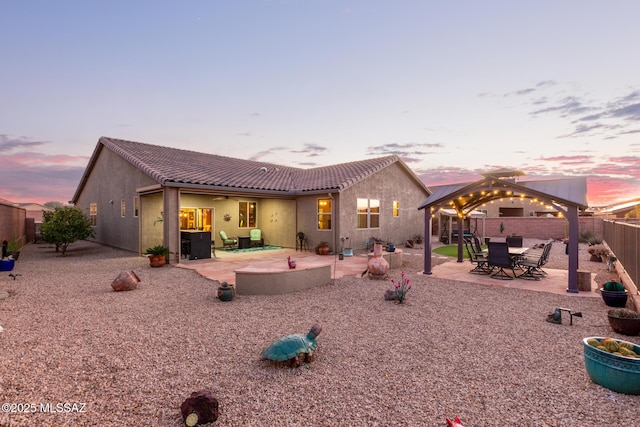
249,229 -> 264,247
506,235 -> 523,248
219,231 -> 238,249
487,241 -> 517,280
464,238 -> 492,275
517,241 -> 552,279
472,235 -> 484,253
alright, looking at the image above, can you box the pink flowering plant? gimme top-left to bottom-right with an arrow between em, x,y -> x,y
391,271 -> 411,303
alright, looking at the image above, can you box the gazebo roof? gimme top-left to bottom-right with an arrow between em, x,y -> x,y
419,174 -> 588,213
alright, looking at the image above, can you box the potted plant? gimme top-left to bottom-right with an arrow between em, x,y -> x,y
7,236 -> 24,260
145,244 -> 169,267
588,244 -> 610,262
600,281 -> 628,307
607,308 -> 640,336
315,241 -> 329,255
386,239 -> 396,252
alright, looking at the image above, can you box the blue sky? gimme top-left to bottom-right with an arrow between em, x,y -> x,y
2,1 -> 639,206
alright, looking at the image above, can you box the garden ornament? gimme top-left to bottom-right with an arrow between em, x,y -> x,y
261,323 -> 321,367
287,256 -> 296,269
546,307 -> 582,325
180,390 -> 219,426
8,273 -> 21,280
445,417 -> 478,427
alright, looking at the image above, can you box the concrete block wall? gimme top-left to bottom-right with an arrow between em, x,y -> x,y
480,217 -> 604,240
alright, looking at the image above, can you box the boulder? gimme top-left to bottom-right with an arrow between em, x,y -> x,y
111,271 -> 140,292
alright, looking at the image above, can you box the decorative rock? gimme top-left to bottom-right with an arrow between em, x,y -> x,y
111,271 -> 140,292
384,289 -> 397,300
180,390 -> 219,426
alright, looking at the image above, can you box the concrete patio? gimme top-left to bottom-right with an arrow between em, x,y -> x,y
175,243 -> 600,297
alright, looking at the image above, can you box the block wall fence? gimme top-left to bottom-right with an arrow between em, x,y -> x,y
434,216 -> 604,240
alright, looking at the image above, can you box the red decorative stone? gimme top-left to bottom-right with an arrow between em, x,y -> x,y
111,271 -> 140,292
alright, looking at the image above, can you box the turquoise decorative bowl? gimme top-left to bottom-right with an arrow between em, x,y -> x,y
583,337 -> 640,395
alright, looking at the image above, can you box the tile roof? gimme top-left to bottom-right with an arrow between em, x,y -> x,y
72,137 -> 420,201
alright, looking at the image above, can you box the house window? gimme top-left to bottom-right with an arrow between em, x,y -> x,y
89,203 -> 97,226
238,201 -> 256,228
357,198 -> 380,229
393,200 -> 399,217
317,198 -> 332,230
121,199 -> 126,217
134,197 -> 139,217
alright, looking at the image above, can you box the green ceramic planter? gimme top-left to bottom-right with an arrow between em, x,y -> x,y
583,337 -> 640,395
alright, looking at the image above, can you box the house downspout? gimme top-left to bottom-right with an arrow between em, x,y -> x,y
328,193 -> 336,254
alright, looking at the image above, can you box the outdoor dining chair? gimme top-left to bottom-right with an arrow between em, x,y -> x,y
487,241 -> 517,280
464,238 -> 492,275
517,241 -> 553,279
506,235 -> 523,248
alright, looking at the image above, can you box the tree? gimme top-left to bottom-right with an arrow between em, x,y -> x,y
44,201 -> 66,209
41,207 -> 94,255
624,205 -> 640,219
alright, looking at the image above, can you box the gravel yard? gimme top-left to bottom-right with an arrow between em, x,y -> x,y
0,240 -> 638,426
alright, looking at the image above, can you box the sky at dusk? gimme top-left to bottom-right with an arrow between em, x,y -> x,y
1,1 -> 639,207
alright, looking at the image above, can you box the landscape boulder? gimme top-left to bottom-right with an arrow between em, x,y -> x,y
111,271 -> 140,292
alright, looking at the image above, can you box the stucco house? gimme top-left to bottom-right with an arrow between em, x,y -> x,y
71,137 -> 430,262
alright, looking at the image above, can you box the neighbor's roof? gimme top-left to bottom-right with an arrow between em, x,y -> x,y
72,137 -> 429,202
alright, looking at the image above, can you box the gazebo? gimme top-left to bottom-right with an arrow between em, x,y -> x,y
418,169 -> 589,293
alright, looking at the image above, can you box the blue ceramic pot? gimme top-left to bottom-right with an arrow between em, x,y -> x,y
601,289 -> 628,307
583,337 -> 640,395
0,259 -> 15,272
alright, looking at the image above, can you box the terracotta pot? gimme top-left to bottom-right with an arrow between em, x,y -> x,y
149,255 -> 166,267
608,314 -> 640,336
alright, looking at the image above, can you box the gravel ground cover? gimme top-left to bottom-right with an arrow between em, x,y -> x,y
0,240 -> 638,426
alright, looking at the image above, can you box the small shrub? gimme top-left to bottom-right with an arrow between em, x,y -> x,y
579,230 -> 602,244
608,308 -> 640,319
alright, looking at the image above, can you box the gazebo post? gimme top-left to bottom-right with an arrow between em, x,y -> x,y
457,215 -> 464,262
567,205 -> 579,293
423,209 -> 432,275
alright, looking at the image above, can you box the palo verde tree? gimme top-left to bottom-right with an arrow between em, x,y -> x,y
41,206 -> 94,255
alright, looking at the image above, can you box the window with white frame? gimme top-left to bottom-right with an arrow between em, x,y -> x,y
134,196 -> 139,217
238,201 -> 256,228
89,203 -> 97,226
357,198 -> 380,229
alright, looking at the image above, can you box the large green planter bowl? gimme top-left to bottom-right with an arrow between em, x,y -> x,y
583,337 -> 640,395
